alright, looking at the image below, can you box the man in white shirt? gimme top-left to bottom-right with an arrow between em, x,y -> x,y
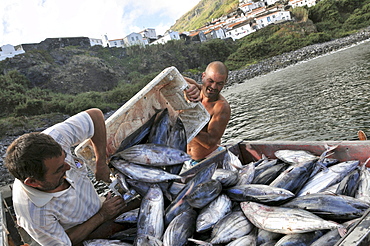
5,108 -> 127,246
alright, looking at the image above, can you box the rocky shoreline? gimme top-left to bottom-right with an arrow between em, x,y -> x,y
1,26 -> 370,186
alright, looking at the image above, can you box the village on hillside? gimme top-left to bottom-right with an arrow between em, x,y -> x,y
0,0 -> 318,61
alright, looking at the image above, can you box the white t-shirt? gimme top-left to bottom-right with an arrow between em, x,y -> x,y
12,111 -> 102,246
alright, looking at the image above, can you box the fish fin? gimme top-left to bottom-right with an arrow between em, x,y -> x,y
338,226 -> 347,238
361,157 -> 370,169
319,144 -> 338,162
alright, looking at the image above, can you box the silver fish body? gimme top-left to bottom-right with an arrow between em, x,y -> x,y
257,229 -> 283,245
148,108 -> 170,145
212,168 -> 239,187
274,230 -> 325,246
210,210 -> 254,244
83,239 -> 131,246
114,207 -> 139,224
163,209 -> 197,246
225,184 -> 295,204
274,150 -> 318,165
165,163 -> 217,226
236,162 -> 255,186
309,218 -> 360,246
297,160 -> 360,197
355,166 -> 370,203
335,168 -> 361,197
226,234 -> 257,246
282,193 -> 369,220
240,201 -> 342,234
196,194 -> 233,233
136,184 -> 164,239
252,163 -> 287,185
269,160 -> 317,193
254,159 -> 279,177
111,160 -> 184,183
223,149 -> 243,171
134,234 -> 163,246
186,179 -> 223,208
114,143 -> 190,166
167,116 -> 187,152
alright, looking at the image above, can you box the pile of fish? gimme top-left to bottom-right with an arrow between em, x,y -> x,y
83,108 -> 370,246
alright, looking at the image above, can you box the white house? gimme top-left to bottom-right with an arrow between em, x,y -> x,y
101,35 -> 125,48
108,38 -> 125,48
289,0 -> 317,8
150,30 -> 180,45
123,32 -> 146,47
225,20 -> 256,40
255,10 -> 291,29
204,26 -> 227,40
89,38 -> 103,46
265,0 -> 280,6
139,28 -> 157,40
0,44 -> 25,61
240,1 -> 266,14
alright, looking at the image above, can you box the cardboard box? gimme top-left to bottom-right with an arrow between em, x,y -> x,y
74,66 -> 210,172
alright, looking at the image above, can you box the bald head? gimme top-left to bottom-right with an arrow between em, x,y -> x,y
205,61 -> 229,81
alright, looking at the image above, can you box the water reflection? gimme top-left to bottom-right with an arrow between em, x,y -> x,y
222,40 -> 370,144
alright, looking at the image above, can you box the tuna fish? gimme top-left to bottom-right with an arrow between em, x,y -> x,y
355,165 -> 370,203
235,162 -> 255,186
240,201 -> 343,234
225,184 -> 295,204
269,159 -> 317,194
252,163 -> 287,185
113,143 -> 190,166
136,184 -> 164,239
164,163 -> 217,226
196,194 -> 233,233
115,207 -> 139,224
297,160 -> 360,197
209,210 -> 254,244
186,179 -> 223,209
134,234 -> 163,246
274,149 -> 318,165
212,168 -> 239,187
83,239 -> 131,246
282,193 -> 369,220
162,209 -> 197,246
110,160 -> 186,183
226,234 -> 257,246
274,230 -> 325,246
148,108 -> 171,145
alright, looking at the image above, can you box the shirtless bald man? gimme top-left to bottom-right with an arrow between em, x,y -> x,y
185,61 -> 231,165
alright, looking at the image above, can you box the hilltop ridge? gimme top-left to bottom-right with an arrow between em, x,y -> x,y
170,0 -> 239,32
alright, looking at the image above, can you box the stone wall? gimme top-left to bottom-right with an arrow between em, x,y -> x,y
21,37 -> 91,51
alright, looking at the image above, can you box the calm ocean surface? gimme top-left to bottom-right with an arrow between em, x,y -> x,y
222,40 -> 370,144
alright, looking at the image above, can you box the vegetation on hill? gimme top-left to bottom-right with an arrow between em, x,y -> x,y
170,0 -> 239,32
0,0 -> 370,137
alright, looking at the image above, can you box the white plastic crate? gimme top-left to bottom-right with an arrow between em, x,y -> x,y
75,66 -> 210,172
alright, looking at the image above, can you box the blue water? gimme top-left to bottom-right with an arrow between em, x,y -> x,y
222,40 -> 370,143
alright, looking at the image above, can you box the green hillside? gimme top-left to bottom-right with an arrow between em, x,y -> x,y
170,0 -> 239,32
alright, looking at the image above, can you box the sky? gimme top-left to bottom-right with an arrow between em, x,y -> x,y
0,0 -> 201,46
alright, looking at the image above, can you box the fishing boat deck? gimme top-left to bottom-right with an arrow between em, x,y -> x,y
1,140 -> 370,245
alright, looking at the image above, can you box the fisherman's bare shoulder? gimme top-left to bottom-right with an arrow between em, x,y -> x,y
215,94 -> 231,112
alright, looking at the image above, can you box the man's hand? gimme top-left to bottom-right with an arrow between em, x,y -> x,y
185,84 -> 201,102
98,192 -> 126,221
